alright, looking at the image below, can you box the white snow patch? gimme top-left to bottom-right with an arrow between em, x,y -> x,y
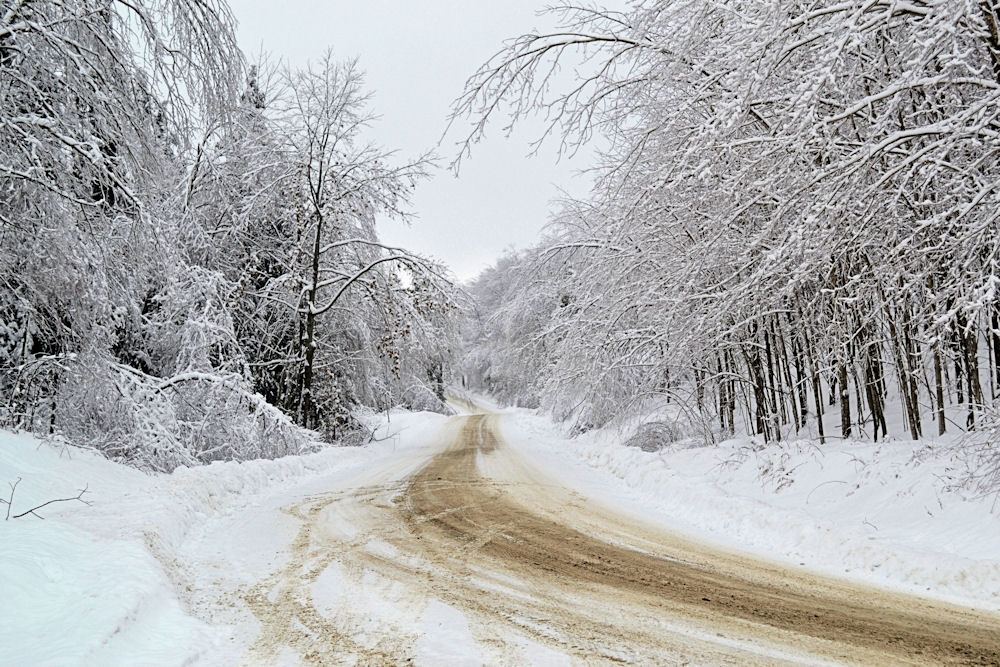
0,431 -> 216,665
413,600 -> 482,666
0,409 -> 452,664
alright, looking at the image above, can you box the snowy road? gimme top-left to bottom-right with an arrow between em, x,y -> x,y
196,408 -> 1000,665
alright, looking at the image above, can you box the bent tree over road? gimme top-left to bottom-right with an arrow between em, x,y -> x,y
240,406 -> 1000,664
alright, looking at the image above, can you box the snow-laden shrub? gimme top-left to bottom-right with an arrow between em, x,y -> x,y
956,405 -> 1000,498
48,354 -> 315,472
143,267 -> 248,379
400,380 -> 454,415
624,421 -> 686,452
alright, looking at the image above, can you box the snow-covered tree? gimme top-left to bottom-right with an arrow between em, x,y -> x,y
1,6 -> 458,469
278,53 -> 454,430
455,0 -> 1000,464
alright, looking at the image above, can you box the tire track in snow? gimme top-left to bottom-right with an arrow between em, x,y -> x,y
243,412 -> 1000,664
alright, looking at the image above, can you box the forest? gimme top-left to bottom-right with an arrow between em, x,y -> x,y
4,2 -> 1000,663
458,0 -> 1000,489
0,0 -> 457,471
4,0 -> 1000,489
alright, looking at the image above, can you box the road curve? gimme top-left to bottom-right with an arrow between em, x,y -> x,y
244,412 -> 1000,665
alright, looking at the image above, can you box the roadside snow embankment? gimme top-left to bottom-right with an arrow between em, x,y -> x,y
0,410 -> 448,665
501,408 -> 1000,612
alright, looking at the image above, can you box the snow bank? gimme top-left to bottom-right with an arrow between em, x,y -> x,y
502,409 -> 1000,612
1,519 -> 212,665
0,409 -> 449,665
0,430 -> 215,665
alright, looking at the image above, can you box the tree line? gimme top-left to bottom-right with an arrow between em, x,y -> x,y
0,0 -> 456,471
457,0 -> 1000,470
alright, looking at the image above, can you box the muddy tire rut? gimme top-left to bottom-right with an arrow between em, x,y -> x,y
243,413 -> 1000,665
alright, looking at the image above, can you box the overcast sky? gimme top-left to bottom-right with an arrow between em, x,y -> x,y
228,1 -> 604,282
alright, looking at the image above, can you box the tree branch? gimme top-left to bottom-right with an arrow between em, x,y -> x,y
4,481 -> 92,520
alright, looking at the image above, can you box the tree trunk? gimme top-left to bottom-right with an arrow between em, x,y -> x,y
717,356 -> 733,436
300,212 -> 324,429
743,343 -> 768,439
884,306 -> 917,439
790,327 -> 809,424
961,314 -> 983,429
980,0 -> 1000,82
864,345 -> 887,441
839,360 -> 851,439
992,308 -> 1000,398
763,325 -> 781,439
902,315 -> 922,439
934,341 -> 946,436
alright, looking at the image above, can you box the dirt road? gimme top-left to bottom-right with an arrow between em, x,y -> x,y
244,412 -> 1000,665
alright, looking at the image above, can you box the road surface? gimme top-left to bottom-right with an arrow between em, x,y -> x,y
240,409 -> 1000,665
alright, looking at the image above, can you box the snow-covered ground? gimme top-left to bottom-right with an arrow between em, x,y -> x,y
0,410 -> 450,665
2,399 -> 998,665
497,402 -> 1000,613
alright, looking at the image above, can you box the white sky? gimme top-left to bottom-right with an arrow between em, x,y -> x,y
228,0 -> 603,282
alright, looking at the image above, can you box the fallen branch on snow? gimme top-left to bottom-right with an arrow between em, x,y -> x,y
1,477 -> 92,520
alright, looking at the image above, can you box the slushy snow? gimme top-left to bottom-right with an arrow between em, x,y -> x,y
498,405 -> 1000,612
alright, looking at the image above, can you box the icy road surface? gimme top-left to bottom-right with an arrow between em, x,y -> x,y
192,409 -> 1000,665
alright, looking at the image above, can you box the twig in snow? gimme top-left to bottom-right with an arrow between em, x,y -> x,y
805,479 -> 847,504
6,483 -> 91,520
1,477 -> 20,520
